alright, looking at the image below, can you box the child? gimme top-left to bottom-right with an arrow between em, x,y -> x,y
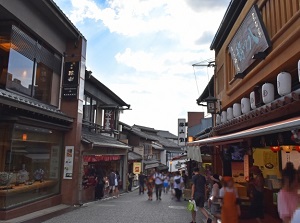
219,176 -> 240,223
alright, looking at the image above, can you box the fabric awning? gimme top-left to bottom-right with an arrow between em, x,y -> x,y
187,146 -> 202,162
188,116 -> 300,146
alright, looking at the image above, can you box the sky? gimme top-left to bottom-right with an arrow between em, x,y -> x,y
54,0 -> 231,135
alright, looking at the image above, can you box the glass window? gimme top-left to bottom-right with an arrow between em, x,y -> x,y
6,49 -> 34,96
34,63 -> 53,104
0,124 -> 62,210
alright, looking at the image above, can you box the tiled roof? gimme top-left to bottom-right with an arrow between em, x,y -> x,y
128,151 -> 142,161
157,130 -> 178,140
130,127 -> 158,141
0,88 -> 72,122
82,128 -> 131,149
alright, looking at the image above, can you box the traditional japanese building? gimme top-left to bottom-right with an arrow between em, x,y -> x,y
190,0 -> 300,219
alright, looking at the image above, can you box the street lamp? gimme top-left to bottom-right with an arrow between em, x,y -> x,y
204,95 -> 218,114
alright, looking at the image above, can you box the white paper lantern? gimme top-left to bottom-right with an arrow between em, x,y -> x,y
250,91 -> 256,109
216,114 -> 221,125
262,83 -> 275,104
221,111 -> 227,123
241,98 -> 251,114
227,107 -> 233,120
277,72 -> 291,96
233,103 -> 242,117
298,60 -> 300,82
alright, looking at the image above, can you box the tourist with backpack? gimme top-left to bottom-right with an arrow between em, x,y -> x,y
173,171 -> 184,201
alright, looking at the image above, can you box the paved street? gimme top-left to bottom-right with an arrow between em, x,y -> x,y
43,191 -> 204,223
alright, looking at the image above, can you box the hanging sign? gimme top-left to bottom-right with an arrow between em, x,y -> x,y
62,62 -> 79,99
63,146 -> 74,179
133,162 -> 142,174
178,119 -> 186,146
228,5 -> 271,74
103,109 -> 115,131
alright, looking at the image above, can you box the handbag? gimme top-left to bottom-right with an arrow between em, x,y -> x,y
187,200 -> 195,212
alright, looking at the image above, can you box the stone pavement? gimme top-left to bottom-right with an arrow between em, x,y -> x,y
43,191 -> 205,223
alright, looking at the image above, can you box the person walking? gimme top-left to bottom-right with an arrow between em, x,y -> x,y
127,171 -> 134,192
220,176 -> 240,223
138,172 -> 146,195
153,168 -> 164,200
163,172 -> 170,194
182,170 -> 188,188
95,170 -> 105,200
190,167 -> 212,223
108,170 -> 116,197
249,166 -> 265,223
146,171 -> 155,201
173,171 -> 183,201
278,162 -> 299,223
209,174 -> 222,221
115,170 -> 120,198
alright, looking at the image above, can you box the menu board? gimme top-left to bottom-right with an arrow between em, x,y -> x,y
63,146 -> 74,179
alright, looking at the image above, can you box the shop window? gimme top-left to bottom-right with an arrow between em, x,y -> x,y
6,49 -> 34,96
83,95 -> 98,125
0,123 -> 63,210
2,24 -> 62,107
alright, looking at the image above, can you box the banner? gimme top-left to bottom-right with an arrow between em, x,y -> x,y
104,109 -> 115,131
133,162 -> 142,174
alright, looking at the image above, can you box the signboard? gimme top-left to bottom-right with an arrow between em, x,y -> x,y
62,62 -> 79,99
104,109 -> 115,131
243,154 -> 249,181
63,146 -> 74,179
228,5 -> 271,74
133,162 -> 142,174
178,119 -> 186,146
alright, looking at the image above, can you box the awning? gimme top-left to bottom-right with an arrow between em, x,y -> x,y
187,146 -> 202,162
189,116 -> 300,146
157,164 -> 169,171
152,143 -> 164,150
144,160 -> 159,169
128,151 -> 143,161
83,155 -> 121,162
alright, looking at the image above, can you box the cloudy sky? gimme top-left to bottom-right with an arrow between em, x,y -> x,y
54,0 -> 231,134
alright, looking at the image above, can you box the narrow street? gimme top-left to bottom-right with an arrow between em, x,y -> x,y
43,191 -> 204,223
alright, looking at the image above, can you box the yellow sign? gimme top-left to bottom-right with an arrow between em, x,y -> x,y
133,162 -> 142,174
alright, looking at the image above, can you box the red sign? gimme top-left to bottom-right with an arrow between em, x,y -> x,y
103,109 -> 115,131
83,155 -> 121,162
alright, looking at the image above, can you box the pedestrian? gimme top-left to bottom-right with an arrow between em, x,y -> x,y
190,167 -> 212,223
182,170 -> 188,188
209,174 -> 222,221
95,170 -> 105,200
127,171 -> 134,191
278,162 -> 299,223
115,170 -> 120,197
170,172 -> 175,198
163,172 -> 170,193
219,176 -> 240,223
153,168 -> 164,200
173,171 -> 183,201
108,169 -> 116,197
248,166 -> 265,223
146,170 -> 155,201
138,172 -> 146,195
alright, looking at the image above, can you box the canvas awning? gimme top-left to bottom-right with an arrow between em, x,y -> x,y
188,116 -> 300,147
187,146 -> 202,162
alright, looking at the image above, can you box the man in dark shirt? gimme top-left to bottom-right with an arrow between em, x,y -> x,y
138,172 -> 146,195
191,167 -> 212,223
108,170 -> 116,197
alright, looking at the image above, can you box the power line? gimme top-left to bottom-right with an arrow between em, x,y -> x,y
193,66 -> 200,95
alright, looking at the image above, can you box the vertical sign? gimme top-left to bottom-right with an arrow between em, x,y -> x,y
62,62 -> 79,99
63,146 -> 74,179
104,109 -> 115,131
244,154 -> 249,181
178,118 -> 186,146
133,162 -> 142,174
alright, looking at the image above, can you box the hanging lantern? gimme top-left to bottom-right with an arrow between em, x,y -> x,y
294,145 -> 300,152
221,111 -> 227,123
227,107 -> 233,120
277,72 -> 292,96
250,91 -> 256,109
270,146 -> 280,153
233,103 -> 241,117
216,114 -> 221,125
281,146 -> 293,153
241,98 -> 251,114
262,83 -> 275,104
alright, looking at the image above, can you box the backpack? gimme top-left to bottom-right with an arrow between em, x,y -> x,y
175,177 -> 181,184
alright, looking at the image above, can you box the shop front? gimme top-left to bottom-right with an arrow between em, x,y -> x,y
81,129 -> 130,202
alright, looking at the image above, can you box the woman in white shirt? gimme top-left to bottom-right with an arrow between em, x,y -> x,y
209,174 -> 222,219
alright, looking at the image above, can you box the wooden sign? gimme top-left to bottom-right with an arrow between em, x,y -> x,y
62,62 -> 79,99
228,5 -> 271,74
